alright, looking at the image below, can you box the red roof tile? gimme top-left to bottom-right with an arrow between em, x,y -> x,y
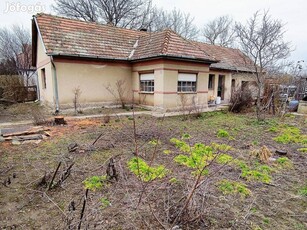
193,41 -> 255,72
33,13 -> 254,71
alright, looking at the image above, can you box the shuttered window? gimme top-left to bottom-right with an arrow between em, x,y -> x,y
140,73 -> 154,92
177,73 -> 197,92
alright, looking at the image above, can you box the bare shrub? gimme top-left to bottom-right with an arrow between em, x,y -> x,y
0,75 -> 26,102
72,87 -> 82,115
105,79 -> 129,109
229,86 -> 254,113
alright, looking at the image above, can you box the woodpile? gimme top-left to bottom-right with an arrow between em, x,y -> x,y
0,126 -> 51,144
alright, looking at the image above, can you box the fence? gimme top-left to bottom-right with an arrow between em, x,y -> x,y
0,85 -> 37,102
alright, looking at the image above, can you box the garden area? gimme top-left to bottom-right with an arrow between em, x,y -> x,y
0,111 -> 306,229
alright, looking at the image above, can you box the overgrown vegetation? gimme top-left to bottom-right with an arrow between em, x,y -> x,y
1,111 -> 306,229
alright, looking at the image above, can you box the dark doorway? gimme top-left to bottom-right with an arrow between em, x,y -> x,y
218,75 -> 225,100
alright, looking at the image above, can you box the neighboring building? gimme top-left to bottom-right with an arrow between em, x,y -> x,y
17,44 -> 38,87
32,13 -> 255,111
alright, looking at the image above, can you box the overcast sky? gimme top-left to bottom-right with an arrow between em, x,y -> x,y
0,0 -> 306,67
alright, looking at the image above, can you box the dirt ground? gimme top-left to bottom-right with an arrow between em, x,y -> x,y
0,111 -> 306,229
0,103 -> 146,124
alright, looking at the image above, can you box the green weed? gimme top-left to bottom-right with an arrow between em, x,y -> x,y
218,179 -> 251,197
217,129 -> 230,138
83,175 -> 108,191
128,157 -> 168,182
276,157 -> 293,168
100,197 -> 111,209
298,185 -> 307,196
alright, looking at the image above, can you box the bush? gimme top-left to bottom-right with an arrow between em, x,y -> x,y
229,87 -> 254,113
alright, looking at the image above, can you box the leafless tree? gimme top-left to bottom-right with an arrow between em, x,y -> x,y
0,25 -> 35,86
235,10 -> 291,120
202,15 -> 235,47
105,79 -> 129,109
150,8 -> 199,40
53,0 -> 154,29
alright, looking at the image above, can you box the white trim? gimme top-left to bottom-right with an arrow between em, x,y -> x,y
178,73 -> 197,82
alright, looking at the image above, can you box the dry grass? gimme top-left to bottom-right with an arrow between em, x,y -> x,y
0,113 -> 307,229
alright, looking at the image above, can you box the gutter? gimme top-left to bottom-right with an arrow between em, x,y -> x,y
50,56 -> 60,112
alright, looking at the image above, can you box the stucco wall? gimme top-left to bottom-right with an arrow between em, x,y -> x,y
132,59 -> 211,110
36,35 -> 54,107
54,59 -> 132,109
232,73 -> 258,98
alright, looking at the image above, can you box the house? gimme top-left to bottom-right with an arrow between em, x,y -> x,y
32,13 -> 255,111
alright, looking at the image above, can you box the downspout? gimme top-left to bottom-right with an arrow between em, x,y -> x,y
50,56 -> 60,112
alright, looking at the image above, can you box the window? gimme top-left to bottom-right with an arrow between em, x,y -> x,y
208,74 -> 215,89
140,73 -> 154,92
177,73 -> 197,92
231,79 -> 236,88
41,68 -> 46,89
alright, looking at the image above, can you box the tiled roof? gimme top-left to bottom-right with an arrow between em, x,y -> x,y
193,41 -> 255,72
132,30 -> 213,61
35,13 -> 145,59
33,13 -> 254,71
34,13 -> 215,63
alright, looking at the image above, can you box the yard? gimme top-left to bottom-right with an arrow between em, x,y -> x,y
0,111 -> 306,229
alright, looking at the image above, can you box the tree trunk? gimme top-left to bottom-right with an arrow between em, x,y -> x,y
256,83 -> 264,121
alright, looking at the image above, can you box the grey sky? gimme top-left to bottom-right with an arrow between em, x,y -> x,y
0,0 -> 306,66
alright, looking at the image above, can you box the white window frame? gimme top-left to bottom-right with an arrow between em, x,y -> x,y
140,73 -> 154,93
177,73 -> 197,92
41,68 -> 46,89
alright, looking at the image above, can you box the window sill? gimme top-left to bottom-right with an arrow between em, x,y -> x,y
139,91 -> 154,94
177,92 -> 197,94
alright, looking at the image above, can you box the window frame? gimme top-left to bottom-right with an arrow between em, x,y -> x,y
177,73 -> 197,93
41,68 -> 46,89
139,72 -> 154,93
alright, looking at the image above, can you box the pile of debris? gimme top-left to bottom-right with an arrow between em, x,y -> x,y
0,126 -> 51,145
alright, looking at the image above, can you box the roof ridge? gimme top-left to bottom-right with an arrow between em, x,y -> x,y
161,29 -> 172,54
34,13 -> 147,35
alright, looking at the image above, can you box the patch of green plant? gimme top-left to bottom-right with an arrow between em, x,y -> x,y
273,126 -> 307,144
297,147 -> 307,153
298,185 -> 307,196
263,217 -> 270,224
172,139 -> 233,176
83,175 -> 108,191
242,169 -> 272,183
234,160 -> 272,183
276,157 -> 293,168
216,154 -> 233,164
217,129 -> 230,138
218,179 -> 251,197
163,149 -> 172,155
252,140 -> 259,146
169,177 -> 179,184
128,157 -> 168,182
285,113 -> 296,118
268,126 -> 278,133
100,197 -> 111,209
257,165 -> 275,174
200,111 -> 225,119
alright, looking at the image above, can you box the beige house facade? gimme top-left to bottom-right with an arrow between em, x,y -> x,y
32,14 -> 255,112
